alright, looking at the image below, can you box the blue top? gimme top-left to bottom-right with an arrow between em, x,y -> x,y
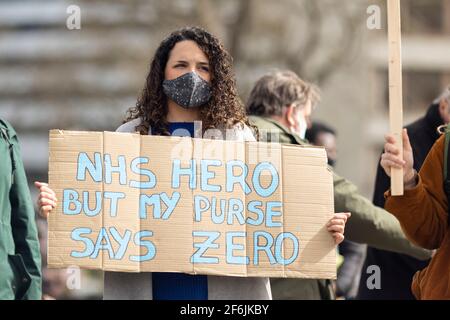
151,122 -> 208,300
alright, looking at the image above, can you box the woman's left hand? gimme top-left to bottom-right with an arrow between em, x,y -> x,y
327,212 -> 351,245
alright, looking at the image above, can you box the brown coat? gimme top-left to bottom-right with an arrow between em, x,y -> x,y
385,134 -> 450,300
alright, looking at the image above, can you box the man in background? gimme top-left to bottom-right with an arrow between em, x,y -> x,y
246,70 -> 431,299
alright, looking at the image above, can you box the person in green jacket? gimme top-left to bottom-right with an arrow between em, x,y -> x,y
246,70 -> 431,300
0,119 -> 42,300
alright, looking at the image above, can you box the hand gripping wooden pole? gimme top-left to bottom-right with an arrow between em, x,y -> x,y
388,0 -> 404,196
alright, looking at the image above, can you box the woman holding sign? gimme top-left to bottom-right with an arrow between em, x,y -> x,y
35,27 -> 350,300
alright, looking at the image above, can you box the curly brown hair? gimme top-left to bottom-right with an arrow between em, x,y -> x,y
124,26 -> 252,136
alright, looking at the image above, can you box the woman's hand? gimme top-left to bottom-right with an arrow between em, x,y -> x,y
327,212 -> 351,245
35,181 -> 57,219
381,129 -> 416,188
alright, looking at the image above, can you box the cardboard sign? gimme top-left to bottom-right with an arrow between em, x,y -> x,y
48,130 -> 335,279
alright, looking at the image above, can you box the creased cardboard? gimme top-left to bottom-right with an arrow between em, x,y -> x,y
48,130 -> 335,279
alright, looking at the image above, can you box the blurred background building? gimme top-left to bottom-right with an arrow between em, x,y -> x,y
1,0 -> 449,299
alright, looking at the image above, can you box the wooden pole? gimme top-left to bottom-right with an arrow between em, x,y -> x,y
388,0 -> 404,196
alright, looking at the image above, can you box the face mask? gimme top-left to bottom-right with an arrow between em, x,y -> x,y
162,71 -> 211,109
295,115 -> 308,140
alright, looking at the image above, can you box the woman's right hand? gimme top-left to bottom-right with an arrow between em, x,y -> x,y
34,181 -> 57,219
380,129 -> 416,187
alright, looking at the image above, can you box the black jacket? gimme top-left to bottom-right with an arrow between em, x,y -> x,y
357,103 -> 442,300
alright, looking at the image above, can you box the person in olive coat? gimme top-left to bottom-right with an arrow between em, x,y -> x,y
0,119 -> 42,300
246,70 -> 432,300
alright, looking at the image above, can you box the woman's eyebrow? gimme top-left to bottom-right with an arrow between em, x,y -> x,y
172,59 -> 209,65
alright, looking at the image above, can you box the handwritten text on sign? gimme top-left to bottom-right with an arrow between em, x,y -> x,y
48,131 -> 335,278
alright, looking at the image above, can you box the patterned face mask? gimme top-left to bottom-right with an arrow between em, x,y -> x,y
162,71 -> 211,109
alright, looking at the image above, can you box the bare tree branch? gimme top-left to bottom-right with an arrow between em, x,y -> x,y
228,0 -> 252,59
196,0 -> 225,40
314,5 -> 364,84
286,0 -> 322,78
152,0 -> 364,86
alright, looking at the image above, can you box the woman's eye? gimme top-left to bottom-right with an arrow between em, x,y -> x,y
200,66 -> 210,72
